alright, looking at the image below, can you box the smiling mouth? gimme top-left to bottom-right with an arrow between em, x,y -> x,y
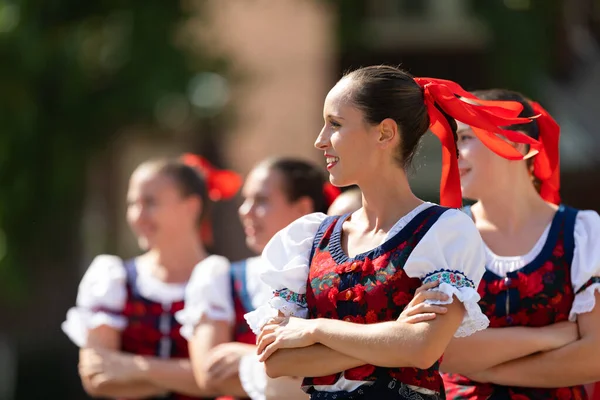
326,156 -> 339,169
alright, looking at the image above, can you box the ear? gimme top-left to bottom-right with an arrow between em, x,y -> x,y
377,118 -> 398,147
293,196 -> 315,216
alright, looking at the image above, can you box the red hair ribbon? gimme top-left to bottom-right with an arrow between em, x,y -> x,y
414,77 -> 544,208
323,182 -> 342,208
181,153 -> 243,201
530,101 -> 561,204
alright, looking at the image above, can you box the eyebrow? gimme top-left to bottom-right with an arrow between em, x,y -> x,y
326,114 -> 345,120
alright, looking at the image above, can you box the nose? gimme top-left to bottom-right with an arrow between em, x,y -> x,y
238,198 -> 252,218
314,126 -> 330,150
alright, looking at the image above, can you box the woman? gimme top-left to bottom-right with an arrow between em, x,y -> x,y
244,66 -> 540,399
62,155 -> 240,399
438,89 -> 600,399
177,158 -> 340,400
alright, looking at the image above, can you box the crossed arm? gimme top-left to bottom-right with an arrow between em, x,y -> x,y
452,292 -> 600,388
258,283 -> 463,378
79,325 -> 211,398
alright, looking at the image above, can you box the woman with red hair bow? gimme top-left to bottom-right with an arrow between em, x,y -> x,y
434,89 -> 600,400
178,157 -> 339,400
62,155 -> 241,400
240,66 -> 542,400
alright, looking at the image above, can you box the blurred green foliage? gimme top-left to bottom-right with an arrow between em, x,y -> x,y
0,0 -> 226,299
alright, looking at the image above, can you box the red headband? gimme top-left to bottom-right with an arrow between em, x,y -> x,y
323,182 -> 342,208
414,77 -> 543,208
530,102 -> 560,204
181,153 -> 242,201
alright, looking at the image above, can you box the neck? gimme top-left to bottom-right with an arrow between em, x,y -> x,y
146,236 -> 208,283
472,171 -> 554,233
356,165 -> 422,232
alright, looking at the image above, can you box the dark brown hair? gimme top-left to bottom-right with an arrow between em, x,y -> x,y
141,158 -> 209,224
258,157 -> 328,213
343,65 -> 458,167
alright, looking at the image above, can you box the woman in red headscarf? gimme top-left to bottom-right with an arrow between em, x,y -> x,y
177,157 -> 340,400
239,66 -> 541,400
62,155 -> 241,400
429,89 -> 600,399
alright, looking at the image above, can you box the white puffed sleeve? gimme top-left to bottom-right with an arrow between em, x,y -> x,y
176,255 -> 233,340
244,212 -> 328,334
405,209 -> 489,337
61,255 -> 128,347
239,353 -> 267,400
569,210 -> 600,321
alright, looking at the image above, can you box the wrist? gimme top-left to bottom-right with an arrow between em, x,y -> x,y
131,355 -> 151,380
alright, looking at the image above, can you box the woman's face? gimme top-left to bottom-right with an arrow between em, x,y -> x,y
457,123 -> 529,200
238,166 -> 310,254
314,78 -> 384,188
126,166 -> 198,250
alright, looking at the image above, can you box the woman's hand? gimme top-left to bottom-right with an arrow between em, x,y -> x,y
79,348 -> 146,386
205,342 -> 256,381
398,280 -> 450,324
256,317 -> 317,362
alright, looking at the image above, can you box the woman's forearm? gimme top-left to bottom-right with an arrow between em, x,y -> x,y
141,356 -> 217,396
310,299 -> 464,369
265,344 -> 365,378
441,326 -> 559,375
81,376 -> 167,399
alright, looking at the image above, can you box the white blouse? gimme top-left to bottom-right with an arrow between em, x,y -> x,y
175,256 -> 273,400
245,203 -> 490,339
61,254 -> 227,347
482,209 -> 600,321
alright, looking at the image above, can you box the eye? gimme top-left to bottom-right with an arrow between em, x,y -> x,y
329,120 -> 341,128
458,133 -> 473,143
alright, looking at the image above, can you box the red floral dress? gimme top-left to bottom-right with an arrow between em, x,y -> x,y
443,205 -> 597,400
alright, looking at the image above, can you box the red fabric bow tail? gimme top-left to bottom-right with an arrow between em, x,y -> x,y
181,153 -> 243,201
415,78 -> 543,208
530,102 -> 561,204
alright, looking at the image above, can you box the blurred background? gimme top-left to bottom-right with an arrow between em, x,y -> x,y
0,0 -> 599,398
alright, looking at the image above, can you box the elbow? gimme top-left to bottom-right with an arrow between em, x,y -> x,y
264,358 -> 284,379
412,354 -> 441,370
81,378 -> 105,398
408,343 -> 444,370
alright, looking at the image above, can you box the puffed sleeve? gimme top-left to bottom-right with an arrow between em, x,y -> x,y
404,209 -> 490,337
175,255 -> 233,340
244,212 -> 328,335
238,353 -> 267,400
61,255 -> 128,347
569,210 -> 600,321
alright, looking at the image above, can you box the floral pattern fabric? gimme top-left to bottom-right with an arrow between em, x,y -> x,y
302,206 -> 449,396
443,205 -> 588,400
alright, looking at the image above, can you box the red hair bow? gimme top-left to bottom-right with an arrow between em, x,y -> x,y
414,77 -> 543,208
181,153 -> 242,201
323,183 -> 342,208
530,102 -> 561,204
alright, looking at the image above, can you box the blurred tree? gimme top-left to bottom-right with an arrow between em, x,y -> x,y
0,0 -> 228,300
470,0 -> 562,96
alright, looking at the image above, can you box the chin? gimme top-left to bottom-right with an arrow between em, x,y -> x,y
246,237 -> 263,255
137,237 -> 152,251
328,174 -> 351,188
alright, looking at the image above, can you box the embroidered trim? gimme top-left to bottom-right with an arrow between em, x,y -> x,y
423,269 -> 475,289
576,276 -> 600,295
273,288 -> 307,307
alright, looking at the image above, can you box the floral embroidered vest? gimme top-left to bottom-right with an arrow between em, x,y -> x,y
443,205 -> 589,400
119,260 -> 214,400
230,259 -> 256,345
302,205 -> 453,394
